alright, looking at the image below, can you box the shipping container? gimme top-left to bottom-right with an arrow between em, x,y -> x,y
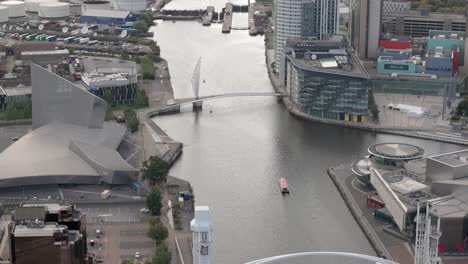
79,38 -> 90,44
64,36 -> 75,44
26,34 -> 38,41
46,35 -> 57,42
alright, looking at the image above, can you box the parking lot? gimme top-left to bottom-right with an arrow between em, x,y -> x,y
82,204 -> 155,264
78,204 -> 145,224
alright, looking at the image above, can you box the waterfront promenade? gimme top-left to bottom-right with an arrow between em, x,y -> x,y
328,164 -> 468,264
264,50 -> 468,146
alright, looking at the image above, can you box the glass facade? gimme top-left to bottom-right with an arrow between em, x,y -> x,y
287,61 -> 369,122
370,77 -> 448,96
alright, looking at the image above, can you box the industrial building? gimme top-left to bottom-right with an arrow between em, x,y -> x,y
9,202 -> 88,264
0,86 -> 31,110
0,64 -> 138,188
349,0 -> 383,59
20,49 -> 69,66
274,0 -> 338,82
284,37 -> 370,123
80,9 -> 136,25
81,57 -> 138,104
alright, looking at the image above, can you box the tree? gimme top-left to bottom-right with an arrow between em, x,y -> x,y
141,57 -> 155,79
103,89 -> 113,105
148,221 -> 168,244
152,246 -> 171,264
133,20 -> 149,33
371,105 -> 380,121
135,90 -> 149,108
124,109 -> 139,132
456,100 -> 468,117
141,12 -> 155,26
141,156 -> 170,185
146,187 -> 163,216
4,99 -> 32,120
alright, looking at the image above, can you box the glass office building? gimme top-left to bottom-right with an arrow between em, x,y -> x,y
285,39 -> 370,123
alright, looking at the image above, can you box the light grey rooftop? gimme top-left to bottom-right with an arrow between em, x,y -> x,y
429,149 -> 468,167
0,122 -> 129,180
0,65 -> 137,188
82,56 -> 136,75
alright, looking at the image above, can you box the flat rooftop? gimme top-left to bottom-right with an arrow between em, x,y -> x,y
429,149 -> 468,167
430,196 -> 468,219
0,86 -> 32,96
13,223 -> 66,237
286,39 -> 369,78
82,56 -> 136,75
368,143 -> 425,160
378,169 -> 435,208
384,10 -> 465,20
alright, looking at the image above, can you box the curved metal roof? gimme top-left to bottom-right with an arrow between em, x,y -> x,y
368,143 -> 425,160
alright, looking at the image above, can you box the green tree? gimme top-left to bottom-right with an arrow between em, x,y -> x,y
141,57 -> 155,79
135,90 -> 149,108
148,221 -> 168,244
120,53 -> 130,60
133,20 -> 149,33
124,109 -> 139,132
371,105 -> 380,121
3,99 -> 32,120
152,246 -> 171,264
146,187 -> 163,216
141,156 -> 170,185
141,12 -> 155,26
103,89 -> 113,105
456,100 -> 468,117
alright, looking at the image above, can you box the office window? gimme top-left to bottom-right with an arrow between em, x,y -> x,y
201,246 -> 209,255
201,232 -> 208,242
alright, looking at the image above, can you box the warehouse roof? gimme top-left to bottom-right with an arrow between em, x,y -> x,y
81,9 -> 131,19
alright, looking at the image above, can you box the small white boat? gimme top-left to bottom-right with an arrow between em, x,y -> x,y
279,177 -> 289,195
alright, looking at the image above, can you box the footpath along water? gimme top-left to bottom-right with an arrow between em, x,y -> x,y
150,1 -> 464,263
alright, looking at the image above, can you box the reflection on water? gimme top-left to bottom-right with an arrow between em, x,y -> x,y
150,3 -> 463,263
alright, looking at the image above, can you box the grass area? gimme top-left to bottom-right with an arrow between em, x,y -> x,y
265,31 -> 274,50
0,100 -> 32,121
141,57 -> 156,80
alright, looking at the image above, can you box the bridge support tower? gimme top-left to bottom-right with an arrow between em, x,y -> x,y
193,101 -> 203,111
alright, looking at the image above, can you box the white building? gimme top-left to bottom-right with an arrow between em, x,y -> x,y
274,0 -> 338,83
191,206 -> 212,264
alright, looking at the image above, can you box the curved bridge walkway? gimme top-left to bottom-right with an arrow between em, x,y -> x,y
173,92 -> 284,106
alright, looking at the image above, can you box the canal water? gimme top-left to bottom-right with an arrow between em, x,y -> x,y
151,1 -> 464,263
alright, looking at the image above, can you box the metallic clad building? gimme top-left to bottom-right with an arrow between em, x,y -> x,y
0,64 -> 138,188
32,63 -> 106,129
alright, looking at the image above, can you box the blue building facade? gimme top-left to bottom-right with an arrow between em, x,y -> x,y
80,10 -> 136,25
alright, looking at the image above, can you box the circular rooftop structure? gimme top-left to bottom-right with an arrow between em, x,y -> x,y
368,143 -> 425,160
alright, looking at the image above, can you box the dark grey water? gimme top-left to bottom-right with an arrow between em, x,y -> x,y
151,3 -> 463,263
